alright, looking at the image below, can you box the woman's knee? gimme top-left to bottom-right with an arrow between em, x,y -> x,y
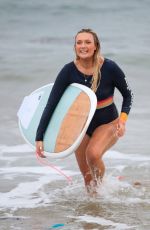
86,145 -> 100,165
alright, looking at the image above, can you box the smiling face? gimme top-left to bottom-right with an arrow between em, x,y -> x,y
75,32 -> 97,61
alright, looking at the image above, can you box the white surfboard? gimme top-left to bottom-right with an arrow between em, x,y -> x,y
17,83 -> 97,158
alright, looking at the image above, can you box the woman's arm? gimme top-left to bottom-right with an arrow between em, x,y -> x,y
112,61 -> 134,137
36,64 -> 71,142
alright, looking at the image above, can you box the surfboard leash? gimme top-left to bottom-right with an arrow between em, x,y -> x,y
35,152 -> 73,184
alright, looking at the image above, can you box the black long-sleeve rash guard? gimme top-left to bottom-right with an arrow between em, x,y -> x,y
36,58 -> 133,141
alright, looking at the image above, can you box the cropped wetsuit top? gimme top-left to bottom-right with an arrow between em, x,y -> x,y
36,58 -> 133,140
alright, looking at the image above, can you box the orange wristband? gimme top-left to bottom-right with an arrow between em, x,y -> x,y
120,112 -> 128,123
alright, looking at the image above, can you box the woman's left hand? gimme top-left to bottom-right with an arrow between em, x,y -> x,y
116,119 -> 126,137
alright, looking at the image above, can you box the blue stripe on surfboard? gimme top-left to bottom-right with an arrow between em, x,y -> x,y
44,86 -> 82,152
20,85 -> 82,153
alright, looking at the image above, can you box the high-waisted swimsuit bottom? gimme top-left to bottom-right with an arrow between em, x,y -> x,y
86,99 -> 118,137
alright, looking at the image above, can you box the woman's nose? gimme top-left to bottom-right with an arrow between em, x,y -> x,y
80,42 -> 86,47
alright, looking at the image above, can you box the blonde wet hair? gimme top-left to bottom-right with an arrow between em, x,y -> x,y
75,28 -> 101,92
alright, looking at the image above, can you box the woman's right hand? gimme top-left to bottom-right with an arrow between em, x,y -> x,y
35,141 -> 46,158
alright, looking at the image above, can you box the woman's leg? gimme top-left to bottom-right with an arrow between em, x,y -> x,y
85,119 -> 119,184
75,134 -> 92,186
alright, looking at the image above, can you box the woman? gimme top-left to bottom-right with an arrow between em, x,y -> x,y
36,29 -> 133,192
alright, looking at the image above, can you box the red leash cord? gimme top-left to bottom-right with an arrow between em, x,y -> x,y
35,152 -> 73,184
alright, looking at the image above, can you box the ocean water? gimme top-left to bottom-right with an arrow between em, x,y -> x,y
0,0 -> 150,229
